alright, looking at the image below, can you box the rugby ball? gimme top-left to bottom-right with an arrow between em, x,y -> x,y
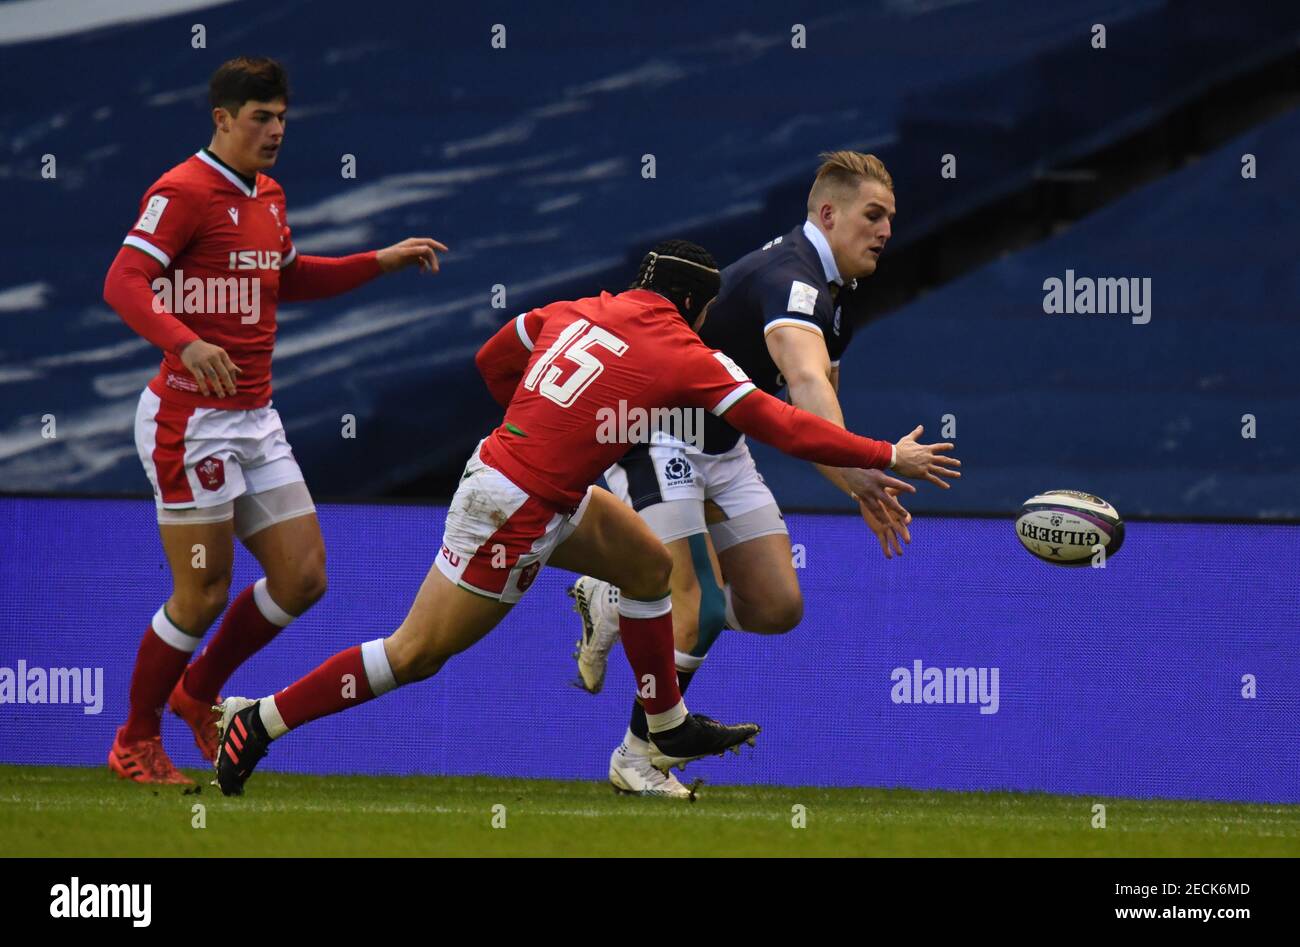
1016,490 -> 1124,566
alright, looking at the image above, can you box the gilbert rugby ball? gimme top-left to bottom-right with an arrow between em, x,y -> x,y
1016,490 -> 1124,566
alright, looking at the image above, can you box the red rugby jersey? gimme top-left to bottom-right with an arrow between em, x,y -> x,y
110,150 -> 298,409
478,288 -> 893,509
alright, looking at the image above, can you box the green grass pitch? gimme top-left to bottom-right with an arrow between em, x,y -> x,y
3,765 -> 1296,857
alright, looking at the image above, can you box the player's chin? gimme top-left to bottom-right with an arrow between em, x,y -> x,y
256,146 -> 281,167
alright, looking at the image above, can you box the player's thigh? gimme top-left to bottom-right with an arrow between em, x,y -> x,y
701,443 -> 801,632
235,415 -> 323,584
239,507 -> 324,579
386,565 -> 513,683
158,516 -> 236,624
717,532 -> 803,634
549,488 -> 672,599
238,496 -> 326,609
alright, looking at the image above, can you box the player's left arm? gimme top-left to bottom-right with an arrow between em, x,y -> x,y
278,237 -> 446,302
767,324 -> 913,555
475,310 -> 546,408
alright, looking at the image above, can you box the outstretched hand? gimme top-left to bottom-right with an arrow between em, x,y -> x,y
854,484 -> 912,559
376,237 -> 449,274
891,425 -> 962,488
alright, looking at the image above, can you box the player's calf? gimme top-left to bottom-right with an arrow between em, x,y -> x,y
214,573 -> 509,795
265,566 -> 326,617
213,637 -> 399,795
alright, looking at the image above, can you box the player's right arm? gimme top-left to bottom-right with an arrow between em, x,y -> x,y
103,183 -> 239,397
679,342 -> 960,481
766,320 -> 917,493
726,392 -> 961,484
474,310 -> 546,408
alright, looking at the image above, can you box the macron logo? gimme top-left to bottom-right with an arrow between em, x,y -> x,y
227,207 -> 239,226
50,878 -> 151,927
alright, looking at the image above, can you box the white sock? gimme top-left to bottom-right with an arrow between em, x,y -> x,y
645,698 -> 688,733
252,577 -> 296,627
151,605 -> 202,653
259,695 -> 289,739
674,649 -> 705,672
622,728 -> 652,756
360,638 -> 398,696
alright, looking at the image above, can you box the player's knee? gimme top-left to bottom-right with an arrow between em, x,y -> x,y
745,591 -> 803,635
301,543 -> 328,601
172,577 -> 231,630
384,632 -> 447,684
266,550 -> 327,615
622,544 -> 673,601
289,558 -> 328,610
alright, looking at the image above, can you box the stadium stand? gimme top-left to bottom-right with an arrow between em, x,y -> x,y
1,0 -> 1296,519
752,104 -> 1300,517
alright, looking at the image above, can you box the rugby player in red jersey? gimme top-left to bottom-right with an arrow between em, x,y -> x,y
568,152 -> 956,796
211,241 -> 960,795
102,56 -> 446,784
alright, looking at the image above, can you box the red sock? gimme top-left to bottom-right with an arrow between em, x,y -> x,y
121,608 -> 201,742
271,645 -> 382,731
184,580 -> 289,703
617,596 -> 682,716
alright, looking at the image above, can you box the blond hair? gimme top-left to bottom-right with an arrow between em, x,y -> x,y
807,150 -> 893,214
